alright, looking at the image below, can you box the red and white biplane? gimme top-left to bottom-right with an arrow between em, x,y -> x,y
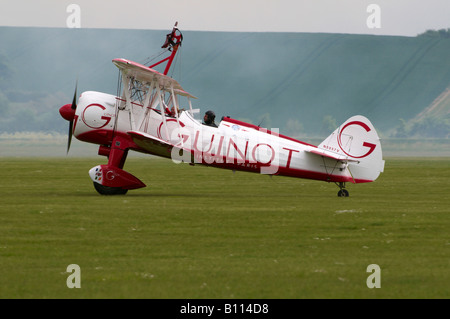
59,23 -> 384,196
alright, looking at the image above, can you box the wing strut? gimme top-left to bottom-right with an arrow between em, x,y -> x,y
156,84 -> 170,141
170,83 -> 185,148
137,80 -> 156,131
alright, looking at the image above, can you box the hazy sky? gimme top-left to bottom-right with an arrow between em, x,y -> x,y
0,0 -> 449,36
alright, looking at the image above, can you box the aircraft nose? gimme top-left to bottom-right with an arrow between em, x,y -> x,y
59,103 -> 75,121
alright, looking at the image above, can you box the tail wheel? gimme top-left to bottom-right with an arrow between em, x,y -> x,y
336,182 -> 349,197
93,182 -> 128,195
337,189 -> 349,197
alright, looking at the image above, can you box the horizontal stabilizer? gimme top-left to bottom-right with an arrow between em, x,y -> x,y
306,148 -> 360,163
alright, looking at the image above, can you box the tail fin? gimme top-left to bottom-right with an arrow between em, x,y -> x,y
319,115 -> 385,183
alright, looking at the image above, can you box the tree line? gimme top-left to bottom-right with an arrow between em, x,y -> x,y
391,116 -> 450,138
417,28 -> 450,39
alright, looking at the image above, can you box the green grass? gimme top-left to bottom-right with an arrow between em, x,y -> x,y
0,157 -> 449,298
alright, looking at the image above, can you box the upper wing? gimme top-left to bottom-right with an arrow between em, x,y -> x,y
113,58 -> 196,99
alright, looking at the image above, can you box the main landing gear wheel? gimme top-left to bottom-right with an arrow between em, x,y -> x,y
93,182 -> 128,195
336,182 -> 349,197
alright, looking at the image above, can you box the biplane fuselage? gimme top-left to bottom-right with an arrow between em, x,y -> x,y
60,31 -> 384,196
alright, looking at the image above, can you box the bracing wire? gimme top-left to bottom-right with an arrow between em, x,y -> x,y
169,45 -> 181,79
141,48 -> 171,67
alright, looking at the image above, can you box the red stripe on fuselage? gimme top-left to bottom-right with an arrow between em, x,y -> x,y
221,117 -> 317,148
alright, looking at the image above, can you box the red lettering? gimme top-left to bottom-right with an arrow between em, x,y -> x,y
81,104 -> 111,129
193,130 -> 215,153
338,121 -> 376,158
227,138 -> 248,163
283,147 -> 299,169
252,143 -> 275,165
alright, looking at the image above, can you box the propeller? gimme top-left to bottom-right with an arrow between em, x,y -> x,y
67,81 -> 78,153
59,81 -> 78,154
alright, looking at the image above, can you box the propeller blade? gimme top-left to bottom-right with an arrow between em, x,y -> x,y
71,81 -> 78,110
67,120 -> 73,154
67,81 -> 77,154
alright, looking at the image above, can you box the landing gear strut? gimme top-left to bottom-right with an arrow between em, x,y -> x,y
89,136 -> 146,195
336,182 -> 349,197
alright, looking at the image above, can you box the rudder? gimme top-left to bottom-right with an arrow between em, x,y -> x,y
319,115 -> 384,183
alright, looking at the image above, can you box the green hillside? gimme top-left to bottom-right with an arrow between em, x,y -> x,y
391,85 -> 450,138
184,32 -> 450,135
0,27 -> 449,137
422,86 -> 450,121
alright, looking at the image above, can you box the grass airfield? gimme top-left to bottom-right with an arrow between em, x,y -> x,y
0,157 -> 448,299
